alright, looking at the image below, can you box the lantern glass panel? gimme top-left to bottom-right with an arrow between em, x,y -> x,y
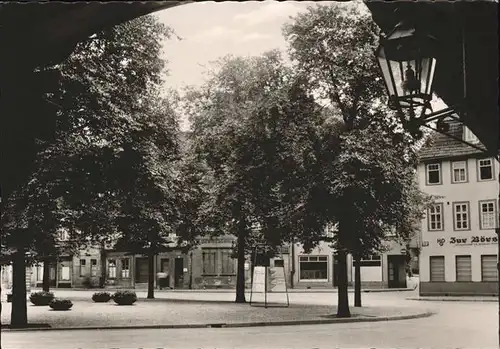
377,53 -> 396,96
376,24 -> 438,111
420,57 -> 437,96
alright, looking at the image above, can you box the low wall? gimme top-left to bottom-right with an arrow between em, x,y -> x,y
420,282 -> 498,296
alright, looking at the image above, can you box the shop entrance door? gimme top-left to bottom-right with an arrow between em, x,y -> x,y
135,258 -> 149,284
388,255 -> 407,288
174,258 -> 184,288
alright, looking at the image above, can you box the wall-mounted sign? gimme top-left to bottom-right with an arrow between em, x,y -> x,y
436,236 -> 498,247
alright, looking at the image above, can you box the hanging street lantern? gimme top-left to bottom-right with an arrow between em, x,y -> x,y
376,21 -> 439,122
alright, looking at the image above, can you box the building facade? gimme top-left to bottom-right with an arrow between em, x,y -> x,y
288,239 -> 408,290
418,121 -> 499,296
30,247 -> 102,289
7,236 -> 409,292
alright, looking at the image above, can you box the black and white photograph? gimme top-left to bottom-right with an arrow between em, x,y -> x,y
0,1 -> 498,348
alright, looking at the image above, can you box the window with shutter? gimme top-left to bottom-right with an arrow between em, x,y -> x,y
481,255 -> 498,281
455,255 -> 472,282
202,249 -> 217,275
430,256 -> 445,282
221,249 -> 236,275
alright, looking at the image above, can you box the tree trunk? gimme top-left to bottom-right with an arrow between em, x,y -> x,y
42,257 -> 51,292
11,249 -> 28,328
235,232 -> 246,303
336,250 -> 351,318
100,242 -> 106,288
354,254 -> 362,307
188,252 -> 193,290
147,248 -> 155,299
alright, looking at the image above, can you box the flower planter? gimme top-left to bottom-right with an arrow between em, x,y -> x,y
49,299 -> 73,311
92,292 -> 112,303
112,291 -> 137,305
29,291 -> 55,306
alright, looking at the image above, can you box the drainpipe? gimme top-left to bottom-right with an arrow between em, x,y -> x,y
497,168 -> 499,348
290,241 -> 295,289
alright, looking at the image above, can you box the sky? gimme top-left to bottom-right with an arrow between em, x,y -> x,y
154,1 -> 447,131
156,1 -> 334,91
155,1 -> 362,130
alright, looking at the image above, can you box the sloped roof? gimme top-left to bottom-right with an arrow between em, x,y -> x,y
418,120 -> 486,161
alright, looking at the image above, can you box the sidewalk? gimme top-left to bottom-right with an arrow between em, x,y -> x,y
1,295 -> 434,331
21,281 -> 417,294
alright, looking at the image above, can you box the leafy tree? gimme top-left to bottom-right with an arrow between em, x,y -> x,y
185,51 -> 327,303
283,3 -> 430,316
111,92 -> 183,299
0,14 -> 176,327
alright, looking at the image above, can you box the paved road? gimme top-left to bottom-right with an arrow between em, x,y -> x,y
2,292 -> 498,349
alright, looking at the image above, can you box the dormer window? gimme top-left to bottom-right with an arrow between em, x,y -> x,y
463,126 -> 480,144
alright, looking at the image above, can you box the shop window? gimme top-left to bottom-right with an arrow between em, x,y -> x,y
202,249 -> 217,275
481,255 -> 498,282
455,255 -> 471,282
480,200 -> 497,230
221,249 -> 236,275
121,259 -> 130,278
428,203 -> 444,231
429,256 -> 445,282
90,259 -> 98,277
299,255 -> 328,280
108,259 -> 116,279
59,263 -> 71,281
274,259 -> 284,268
426,163 -> 441,185
478,158 -> 494,181
453,202 -> 470,230
451,161 -> 467,183
79,259 -> 87,277
35,264 -> 43,281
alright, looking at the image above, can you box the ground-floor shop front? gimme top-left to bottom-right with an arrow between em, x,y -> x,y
289,240 -> 408,290
419,232 -> 498,296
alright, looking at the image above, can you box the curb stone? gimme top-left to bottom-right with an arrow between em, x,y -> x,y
407,297 -> 497,302
0,311 -> 436,332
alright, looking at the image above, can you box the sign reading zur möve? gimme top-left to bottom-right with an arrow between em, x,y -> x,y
436,235 -> 498,246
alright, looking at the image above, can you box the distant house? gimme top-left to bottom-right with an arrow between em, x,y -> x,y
417,119 -> 499,296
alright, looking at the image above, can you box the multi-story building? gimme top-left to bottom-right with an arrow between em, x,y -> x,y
417,120 -> 499,296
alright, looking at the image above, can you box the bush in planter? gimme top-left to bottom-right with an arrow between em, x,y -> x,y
92,291 -> 112,303
49,299 -> 73,311
112,290 -> 137,305
29,291 -> 55,306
